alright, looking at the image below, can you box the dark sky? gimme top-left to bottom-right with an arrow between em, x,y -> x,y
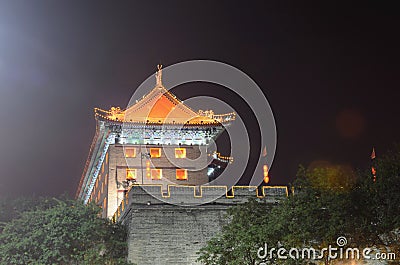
0,1 -> 399,198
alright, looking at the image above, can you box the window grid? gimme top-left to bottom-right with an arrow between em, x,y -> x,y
150,148 -> 161,158
151,169 -> 162,180
126,169 -> 137,180
175,148 -> 186,158
176,169 -> 188,180
125,147 -> 137,158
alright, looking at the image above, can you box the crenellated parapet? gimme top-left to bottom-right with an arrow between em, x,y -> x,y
113,185 -> 288,222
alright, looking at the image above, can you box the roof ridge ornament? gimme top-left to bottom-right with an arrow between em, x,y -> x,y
156,64 -> 163,87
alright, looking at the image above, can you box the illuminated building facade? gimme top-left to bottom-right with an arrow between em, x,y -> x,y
76,65 -> 235,218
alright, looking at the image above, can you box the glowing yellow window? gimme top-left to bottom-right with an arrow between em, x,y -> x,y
151,169 -> 162,180
102,198 -> 106,210
175,148 -> 186,158
150,148 -> 161,158
126,169 -> 137,180
125,147 -> 136,158
176,169 -> 188,180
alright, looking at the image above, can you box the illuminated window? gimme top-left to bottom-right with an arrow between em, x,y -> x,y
150,148 -> 161,158
176,169 -> 188,180
175,148 -> 186,158
125,147 -> 137,158
126,169 -> 137,180
105,153 -> 109,164
263,165 -> 269,184
151,169 -> 162,180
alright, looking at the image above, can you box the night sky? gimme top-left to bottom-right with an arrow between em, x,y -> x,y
0,1 -> 399,198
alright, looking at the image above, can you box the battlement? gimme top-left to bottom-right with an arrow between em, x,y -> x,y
113,185 -> 288,222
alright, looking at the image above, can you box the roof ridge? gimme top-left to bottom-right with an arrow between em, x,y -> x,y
125,85 -> 198,117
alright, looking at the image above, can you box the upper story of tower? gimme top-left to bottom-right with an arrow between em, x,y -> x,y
95,65 -> 234,140
76,65 -> 236,203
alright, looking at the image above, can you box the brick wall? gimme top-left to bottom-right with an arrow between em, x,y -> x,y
106,144 -> 209,218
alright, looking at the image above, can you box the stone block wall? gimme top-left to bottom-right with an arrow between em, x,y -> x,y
118,185 -> 287,264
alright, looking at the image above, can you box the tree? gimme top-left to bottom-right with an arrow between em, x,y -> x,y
0,198 -> 130,265
349,144 -> 400,259
198,169 -> 353,264
197,198 -> 273,265
0,196 -> 58,224
198,145 -> 400,264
